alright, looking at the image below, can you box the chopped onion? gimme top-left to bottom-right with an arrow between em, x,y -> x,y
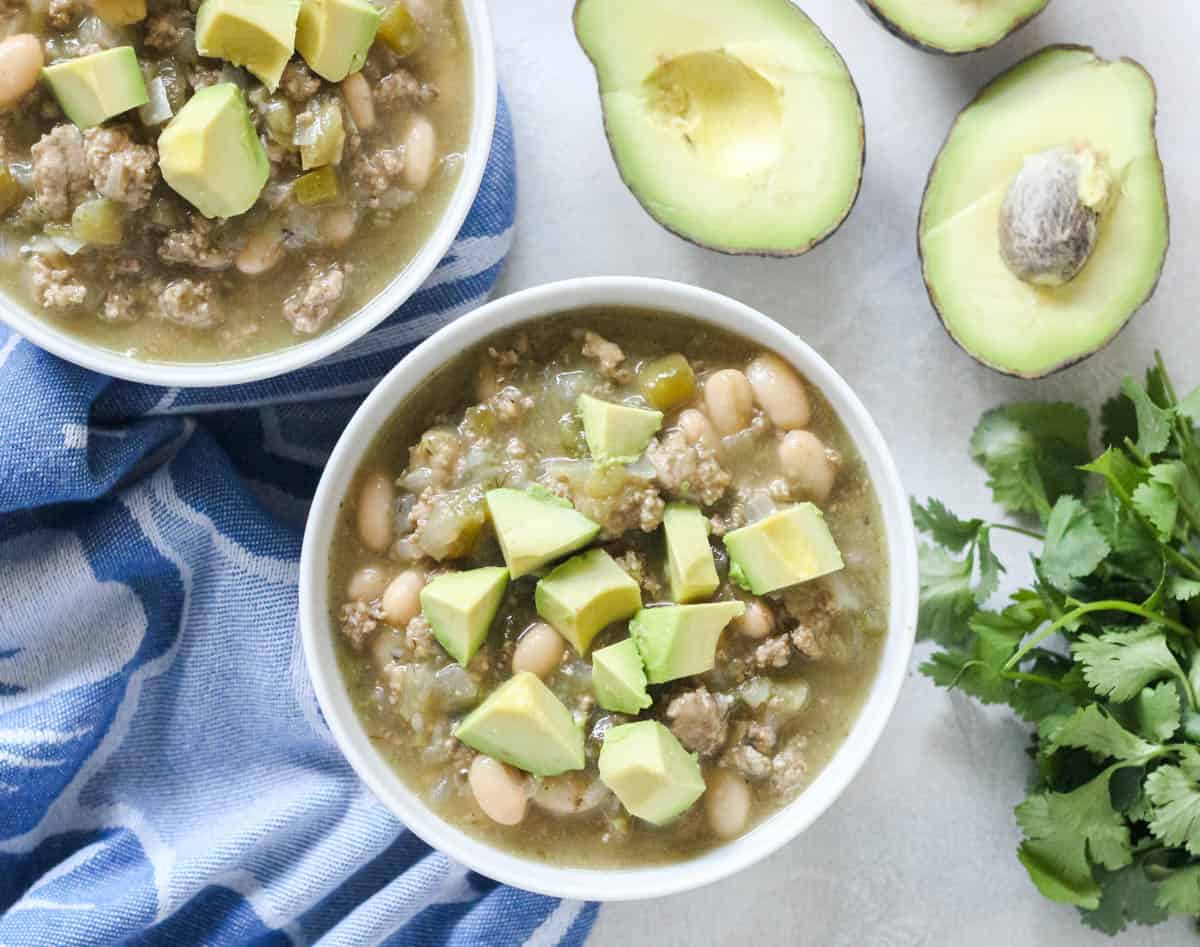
50,233 -> 86,256
738,677 -> 772,709
138,77 -> 174,126
292,116 -> 320,148
77,15 -> 130,49
745,489 -> 777,524
8,161 -> 33,189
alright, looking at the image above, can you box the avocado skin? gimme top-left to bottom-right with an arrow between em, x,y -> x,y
571,0 -> 865,258
917,45 -> 1170,379
855,0 -> 1051,56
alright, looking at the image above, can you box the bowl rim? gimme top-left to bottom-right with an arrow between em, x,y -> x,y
298,276 -> 919,901
0,0 -> 498,389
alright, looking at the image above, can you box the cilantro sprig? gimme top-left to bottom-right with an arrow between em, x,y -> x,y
917,356 -> 1200,934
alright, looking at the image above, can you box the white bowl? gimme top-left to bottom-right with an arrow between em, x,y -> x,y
0,0 -> 497,388
298,277 -> 919,901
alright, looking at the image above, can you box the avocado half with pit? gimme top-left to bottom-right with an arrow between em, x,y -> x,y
573,0 -> 865,256
919,46 -> 1169,379
858,0 -> 1049,55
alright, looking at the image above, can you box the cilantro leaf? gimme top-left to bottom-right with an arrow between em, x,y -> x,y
970,403 -> 1090,520
1101,392 -> 1140,450
1122,377 -> 1173,456
1044,704 -> 1157,760
1169,577 -> 1200,602
1136,681 -> 1182,742
1072,627 -> 1184,702
1039,496 -> 1111,592
1157,865 -> 1200,916
916,544 -> 977,647
1132,462 -> 1200,542
919,609 -> 1024,704
1178,385 -> 1200,426
1081,447 -> 1149,497
1016,770 -> 1133,909
1146,747 -> 1200,855
911,497 -> 982,552
1081,861 -> 1169,934
975,525 -> 1002,602
1087,491 -> 1162,585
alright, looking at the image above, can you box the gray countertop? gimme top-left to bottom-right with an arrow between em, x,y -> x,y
492,0 -> 1200,942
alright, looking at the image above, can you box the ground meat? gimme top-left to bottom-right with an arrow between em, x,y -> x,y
48,0 -> 80,29
143,10 -> 192,51
539,469 -> 664,540
374,67 -> 438,108
781,587 -> 836,659
725,743 -> 772,781
351,148 -> 406,208
29,253 -> 86,309
408,428 -> 463,490
754,636 -> 791,670
611,548 -> 663,599
404,615 -> 440,661
158,278 -> 221,329
100,287 -> 143,323
282,262 -> 346,334
710,496 -> 746,536
581,331 -> 628,381
646,430 -> 731,507
339,600 -> 382,649
747,720 -> 777,754
159,216 -> 234,270
30,125 -> 88,220
770,736 -> 808,796
83,126 -> 158,210
188,61 -> 223,91
665,686 -> 730,756
405,488 -> 486,561
489,386 -> 533,422
280,61 -> 321,102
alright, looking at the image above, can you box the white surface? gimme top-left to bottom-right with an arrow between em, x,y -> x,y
492,0 -> 1200,942
300,278 -> 918,901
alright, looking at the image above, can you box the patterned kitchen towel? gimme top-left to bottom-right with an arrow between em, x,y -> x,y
0,96 -> 599,946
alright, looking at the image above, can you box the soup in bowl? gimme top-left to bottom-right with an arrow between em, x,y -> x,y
0,0 -> 495,386
299,278 -> 917,899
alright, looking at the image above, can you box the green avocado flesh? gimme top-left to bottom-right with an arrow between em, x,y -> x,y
598,721 -> 705,825
863,0 -> 1047,54
574,0 -> 864,255
920,47 -> 1168,378
42,48 -> 148,129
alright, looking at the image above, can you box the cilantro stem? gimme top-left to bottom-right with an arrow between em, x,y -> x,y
1165,546 -> 1200,581
1156,350 -> 1195,450
989,523 -> 1044,541
1123,437 -> 1152,470
1002,670 -> 1066,690
1004,599 -> 1195,670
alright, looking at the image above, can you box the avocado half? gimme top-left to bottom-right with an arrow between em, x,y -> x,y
857,0 -> 1050,55
919,46 -> 1169,379
573,0 -> 865,256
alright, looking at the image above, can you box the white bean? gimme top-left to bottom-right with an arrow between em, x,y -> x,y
512,622 -> 565,678
401,114 -> 438,191
468,755 -> 528,826
340,72 -> 375,132
0,36 -> 44,112
356,472 -> 394,553
746,354 -> 810,430
321,206 -> 357,247
704,369 -> 754,436
347,564 -> 389,602
235,222 -> 283,275
705,768 -> 751,839
677,408 -> 717,449
382,570 -> 425,626
778,430 -> 836,503
734,600 -> 774,639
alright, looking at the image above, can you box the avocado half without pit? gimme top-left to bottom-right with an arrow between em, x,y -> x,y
858,0 -> 1050,55
919,46 -> 1169,379
573,0 -> 865,256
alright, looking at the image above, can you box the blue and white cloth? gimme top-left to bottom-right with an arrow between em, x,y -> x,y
0,98 -> 599,946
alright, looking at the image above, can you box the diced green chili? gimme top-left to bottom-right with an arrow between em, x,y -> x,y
0,167 -> 22,216
378,3 -> 424,57
293,166 -> 341,206
638,353 -> 696,411
71,198 -> 125,246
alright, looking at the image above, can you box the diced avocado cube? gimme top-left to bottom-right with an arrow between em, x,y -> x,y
598,720 -> 705,825
195,0 -> 301,92
663,503 -> 719,603
591,638 -> 651,715
158,83 -> 270,219
454,671 -> 585,776
577,393 -> 663,465
723,503 -> 844,595
630,602 -> 744,684
485,486 -> 600,579
41,47 -> 148,130
296,0 -> 381,82
419,566 -> 508,666
535,549 -> 642,655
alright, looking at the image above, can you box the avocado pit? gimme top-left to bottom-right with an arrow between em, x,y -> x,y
998,145 -> 1112,287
